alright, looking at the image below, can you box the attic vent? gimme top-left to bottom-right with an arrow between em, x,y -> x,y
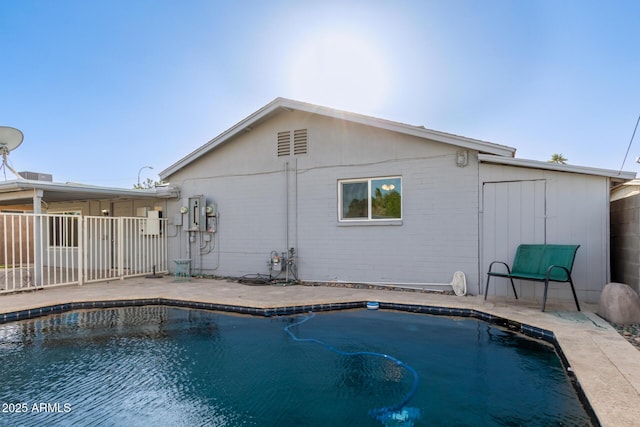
293,129 -> 308,155
277,131 -> 291,157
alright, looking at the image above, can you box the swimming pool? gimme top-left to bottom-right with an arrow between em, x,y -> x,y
0,306 -> 594,426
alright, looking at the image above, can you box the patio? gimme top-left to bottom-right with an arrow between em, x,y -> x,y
1,276 -> 639,426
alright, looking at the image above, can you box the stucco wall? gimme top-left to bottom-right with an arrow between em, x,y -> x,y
165,110 -> 481,287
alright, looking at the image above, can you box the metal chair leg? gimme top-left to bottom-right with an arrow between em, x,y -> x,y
568,278 -> 581,311
509,277 -> 518,299
484,275 -> 491,300
485,275 -> 518,300
542,279 -> 549,312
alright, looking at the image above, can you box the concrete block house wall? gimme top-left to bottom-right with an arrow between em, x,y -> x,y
161,100 -> 513,290
160,98 -> 633,303
611,194 -> 640,293
163,113 -> 480,285
291,113 -> 482,285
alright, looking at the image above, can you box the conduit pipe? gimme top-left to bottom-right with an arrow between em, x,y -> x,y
284,161 -> 289,282
319,272 -> 467,295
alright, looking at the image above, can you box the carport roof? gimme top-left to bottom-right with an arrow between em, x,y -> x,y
0,179 -> 178,207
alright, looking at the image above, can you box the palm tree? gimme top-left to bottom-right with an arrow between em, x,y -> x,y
549,153 -> 568,164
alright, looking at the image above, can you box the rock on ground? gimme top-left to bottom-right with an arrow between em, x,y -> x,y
598,282 -> 640,325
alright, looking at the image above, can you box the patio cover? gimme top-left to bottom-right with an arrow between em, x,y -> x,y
0,179 -> 178,212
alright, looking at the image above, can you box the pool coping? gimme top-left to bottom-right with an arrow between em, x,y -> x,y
0,277 -> 639,426
0,297 -> 555,341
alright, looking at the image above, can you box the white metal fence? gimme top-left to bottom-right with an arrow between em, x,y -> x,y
0,213 -> 168,294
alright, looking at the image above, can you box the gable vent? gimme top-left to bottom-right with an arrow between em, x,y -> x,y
293,129 -> 308,155
277,131 -> 291,157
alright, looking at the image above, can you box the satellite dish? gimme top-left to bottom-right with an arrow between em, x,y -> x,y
0,126 -> 24,179
0,126 -> 23,154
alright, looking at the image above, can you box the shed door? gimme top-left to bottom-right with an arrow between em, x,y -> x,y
481,180 -> 546,295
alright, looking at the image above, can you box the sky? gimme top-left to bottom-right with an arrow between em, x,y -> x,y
1,0 -> 639,188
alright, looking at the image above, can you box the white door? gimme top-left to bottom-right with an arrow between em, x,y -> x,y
481,180 -> 546,297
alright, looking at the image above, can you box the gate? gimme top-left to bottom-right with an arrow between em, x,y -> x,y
0,213 -> 168,294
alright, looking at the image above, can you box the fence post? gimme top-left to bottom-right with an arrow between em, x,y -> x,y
78,215 -> 84,286
33,214 -> 42,287
118,217 -> 124,279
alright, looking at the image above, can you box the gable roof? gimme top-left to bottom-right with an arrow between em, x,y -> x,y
159,97 -> 517,179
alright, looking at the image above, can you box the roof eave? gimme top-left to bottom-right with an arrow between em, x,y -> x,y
281,98 -> 516,156
159,98 -> 288,179
159,98 -> 517,180
478,154 -> 637,181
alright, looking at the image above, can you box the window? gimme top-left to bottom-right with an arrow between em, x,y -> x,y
339,177 -> 402,221
49,212 -> 80,247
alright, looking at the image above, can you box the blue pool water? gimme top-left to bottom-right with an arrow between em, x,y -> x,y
0,306 -> 593,426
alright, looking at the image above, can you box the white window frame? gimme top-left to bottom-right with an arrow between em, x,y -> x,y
338,176 -> 402,222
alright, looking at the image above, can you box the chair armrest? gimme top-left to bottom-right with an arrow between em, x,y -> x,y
546,265 -> 571,281
488,261 -> 511,275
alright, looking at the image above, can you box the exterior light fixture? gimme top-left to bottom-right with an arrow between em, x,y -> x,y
456,150 -> 469,167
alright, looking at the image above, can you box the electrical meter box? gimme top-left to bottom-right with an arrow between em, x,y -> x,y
139,211 -> 162,236
188,196 -> 206,231
140,210 -> 161,235
204,203 -> 216,233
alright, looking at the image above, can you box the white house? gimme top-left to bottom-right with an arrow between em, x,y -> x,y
159,98 -> 635,305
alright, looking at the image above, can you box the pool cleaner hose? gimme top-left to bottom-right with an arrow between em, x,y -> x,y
284,313 -> 421,426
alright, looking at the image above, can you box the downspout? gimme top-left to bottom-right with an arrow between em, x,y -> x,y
285,160 -> 289,282
477,154 -> 483,296
295,157 -> 299,270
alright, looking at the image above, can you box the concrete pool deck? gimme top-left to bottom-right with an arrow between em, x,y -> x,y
1,276 -> 639,426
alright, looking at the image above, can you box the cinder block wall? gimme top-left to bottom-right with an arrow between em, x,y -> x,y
611,195 -> 640,293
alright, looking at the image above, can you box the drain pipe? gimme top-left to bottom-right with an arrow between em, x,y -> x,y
285,161 -> 289,282
295,157 -> 299,275
323,272 -> 467,295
